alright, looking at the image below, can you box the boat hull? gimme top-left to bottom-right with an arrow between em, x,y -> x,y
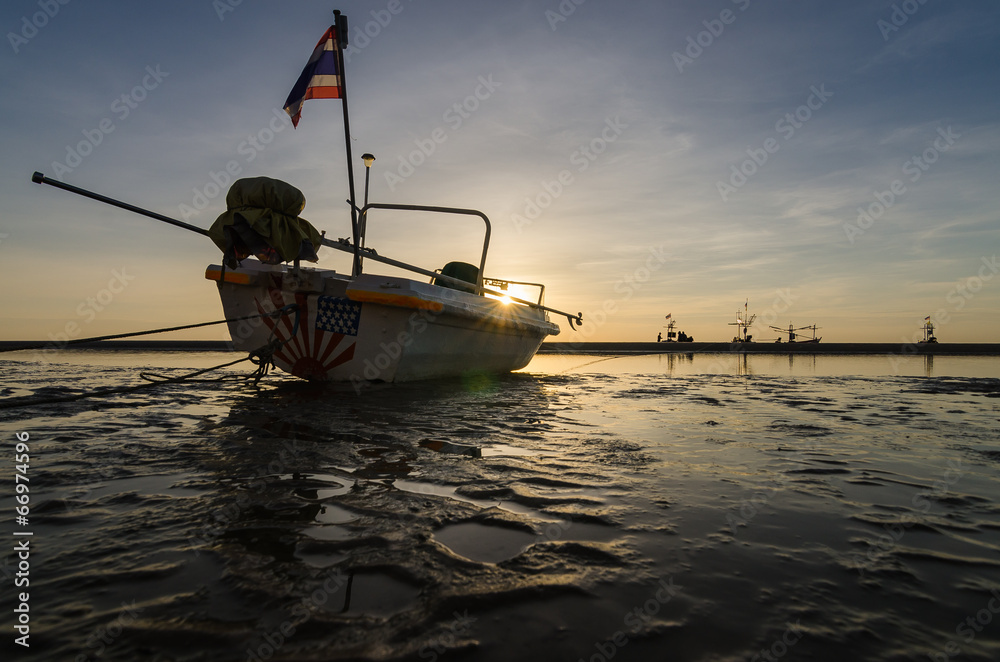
207,260 -> 559,384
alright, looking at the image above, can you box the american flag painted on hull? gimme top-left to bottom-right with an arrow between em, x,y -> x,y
256,292 -> 361,379
317,296 -> 361,336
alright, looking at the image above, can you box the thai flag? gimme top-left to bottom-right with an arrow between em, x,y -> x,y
283,26 -> 343,128
665,313 -> 671,320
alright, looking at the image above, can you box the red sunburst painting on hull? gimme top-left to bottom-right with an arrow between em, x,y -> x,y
256,290 -> 361,379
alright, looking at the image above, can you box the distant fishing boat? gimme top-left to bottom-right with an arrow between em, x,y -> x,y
769,323 -> 822,344
31,10 -> 582,385
729,301 -> 756,343
917,317 -> 938,344
659,313 -> 694,342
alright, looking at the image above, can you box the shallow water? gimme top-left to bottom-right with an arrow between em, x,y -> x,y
1,352 -> 999,661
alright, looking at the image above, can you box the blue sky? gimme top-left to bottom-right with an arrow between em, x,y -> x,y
1,0 -> 998,343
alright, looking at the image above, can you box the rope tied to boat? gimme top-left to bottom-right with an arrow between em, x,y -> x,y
0,305 -> 301,409
247,304 -> 301,384
0,307 -> 300,354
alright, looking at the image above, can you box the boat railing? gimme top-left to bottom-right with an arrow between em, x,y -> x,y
321,203 -> 580,326
356,203 -> 490,291
483,278 -> 546,307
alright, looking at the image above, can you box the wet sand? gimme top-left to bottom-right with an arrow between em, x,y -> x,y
1,352 -> 998,661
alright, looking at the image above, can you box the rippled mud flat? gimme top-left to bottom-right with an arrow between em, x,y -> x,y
1,354 -> 999,661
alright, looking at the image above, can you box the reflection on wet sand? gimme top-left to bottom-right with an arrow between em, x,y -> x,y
1,353 -> 999,660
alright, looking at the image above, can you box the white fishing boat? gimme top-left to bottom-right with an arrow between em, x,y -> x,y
31,10 -> 581,385
204,200 -> 572,384
204,11 -> 580,384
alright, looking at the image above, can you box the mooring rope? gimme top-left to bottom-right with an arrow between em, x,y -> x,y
0,307 -> 297,354
0,305 -> 300,410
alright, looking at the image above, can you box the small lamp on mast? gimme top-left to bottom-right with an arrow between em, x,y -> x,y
362,153 -> 375,208
358,153 -> 375,268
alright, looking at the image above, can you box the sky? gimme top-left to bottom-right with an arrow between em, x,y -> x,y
1,0 -> 998,344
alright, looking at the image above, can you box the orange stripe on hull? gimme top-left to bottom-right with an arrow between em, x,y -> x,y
204,267 -> 257,285
345,289 -> 444,312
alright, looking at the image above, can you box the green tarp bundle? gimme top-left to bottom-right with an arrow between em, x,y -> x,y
209,177 -> 322,268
